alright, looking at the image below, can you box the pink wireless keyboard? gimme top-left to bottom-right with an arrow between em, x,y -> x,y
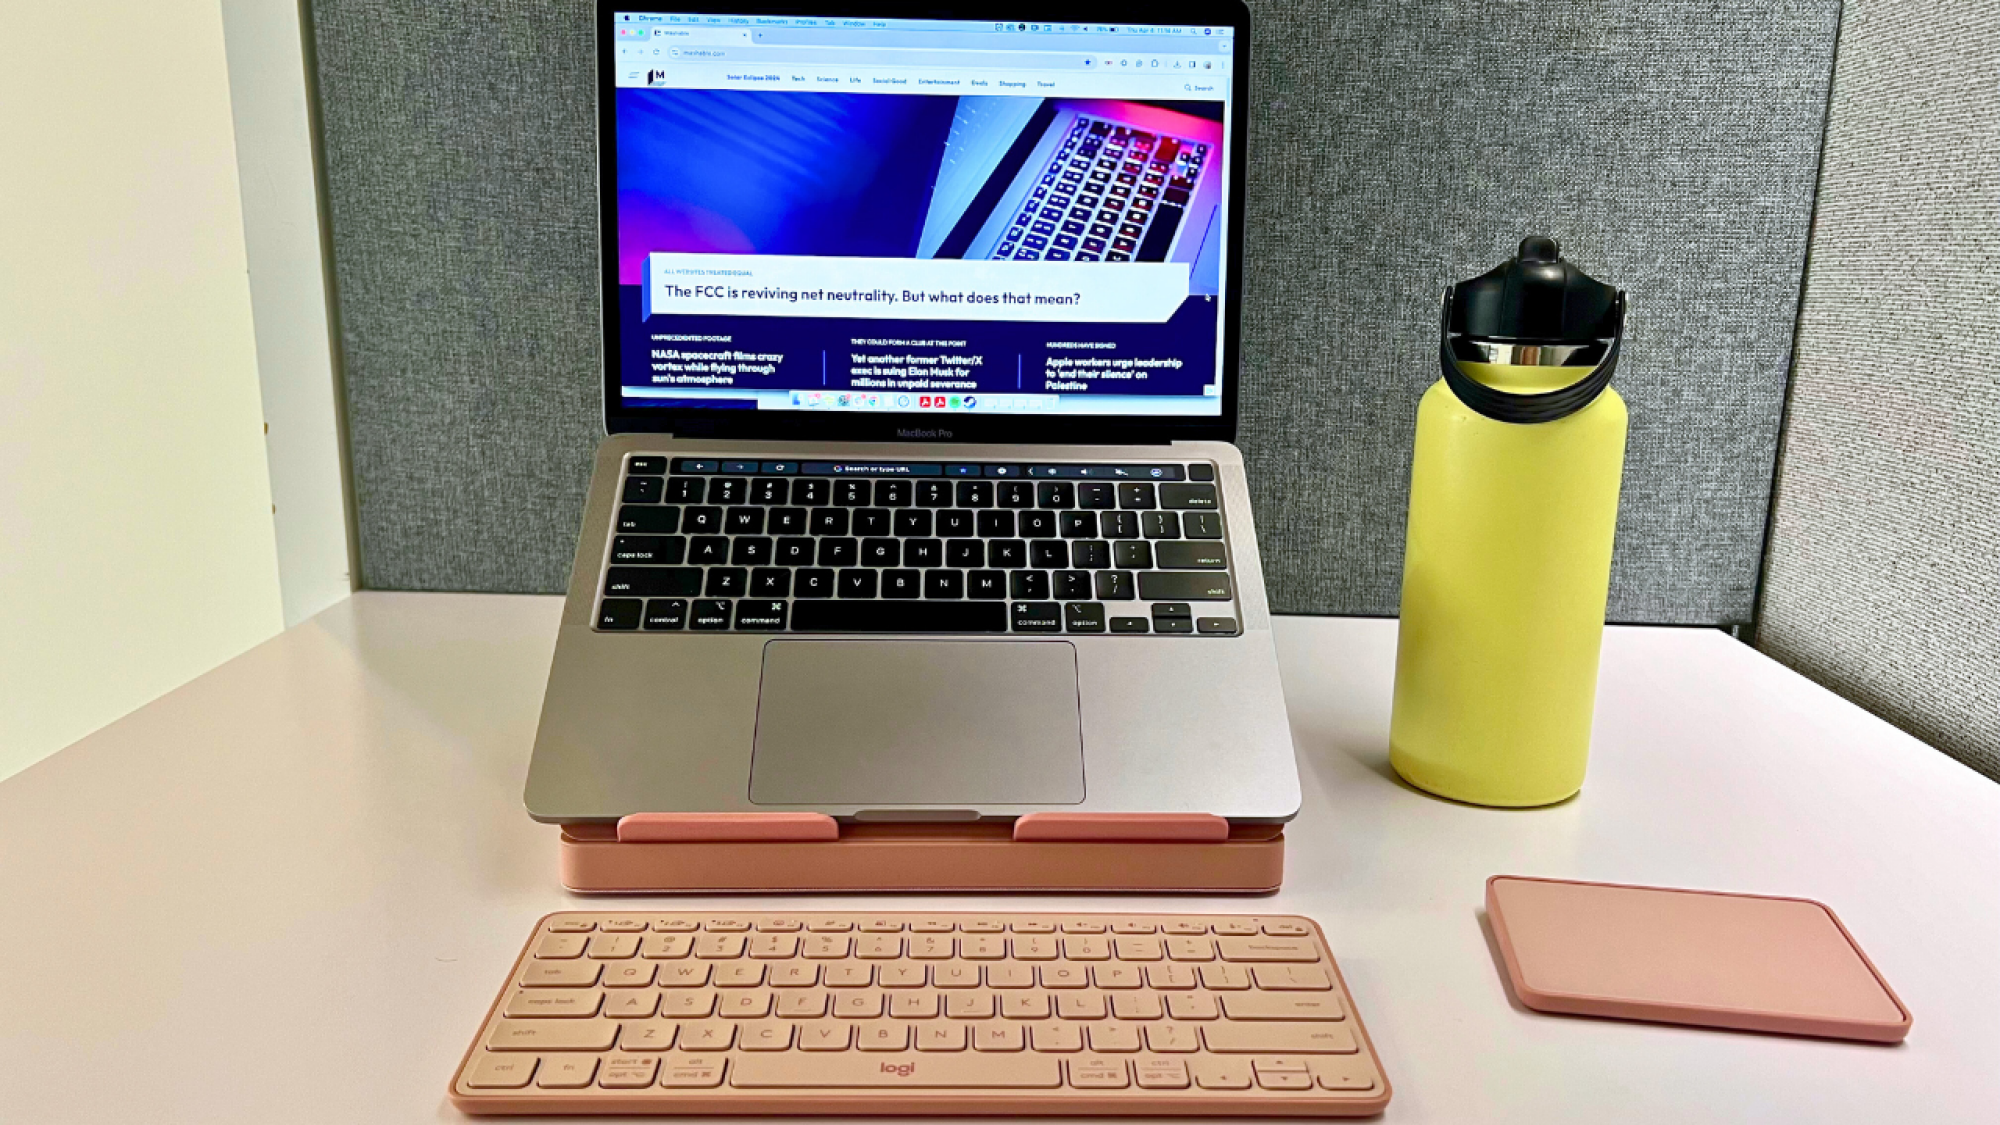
450,911 -> 1390,1116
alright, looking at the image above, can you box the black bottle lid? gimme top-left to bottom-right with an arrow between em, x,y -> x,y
1448,237 -> 1620,344
1437,237 -> 1627,424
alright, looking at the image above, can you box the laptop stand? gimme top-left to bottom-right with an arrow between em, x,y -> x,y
557,813 -> 1285,894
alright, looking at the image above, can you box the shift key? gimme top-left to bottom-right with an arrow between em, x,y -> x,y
485,1019 -> 619,1051
1138,572 -> 1233,601
1201,1021 -> 1358,1054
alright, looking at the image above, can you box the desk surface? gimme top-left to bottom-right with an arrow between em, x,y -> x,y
4,593 -> 1996,1123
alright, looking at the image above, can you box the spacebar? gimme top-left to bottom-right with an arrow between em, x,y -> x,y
730,1052 -> 1061,1088
789,601 -> 1007,633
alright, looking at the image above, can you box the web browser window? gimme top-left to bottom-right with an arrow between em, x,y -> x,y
607,12 -> 1237,419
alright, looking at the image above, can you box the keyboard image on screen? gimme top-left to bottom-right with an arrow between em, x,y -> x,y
450,912 -> 1390,1116
994,115 -> 1209,263
597,457 -> 1240,637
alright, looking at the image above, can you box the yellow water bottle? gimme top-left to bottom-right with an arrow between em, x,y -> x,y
1389,237 -> 1629,807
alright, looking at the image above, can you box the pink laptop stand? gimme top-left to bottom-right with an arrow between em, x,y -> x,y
558,813 -> 1284,894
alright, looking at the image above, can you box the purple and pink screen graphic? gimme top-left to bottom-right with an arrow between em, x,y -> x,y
615,90 -> 955,283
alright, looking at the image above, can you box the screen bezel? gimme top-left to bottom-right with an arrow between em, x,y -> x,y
596,0 -> 1251,444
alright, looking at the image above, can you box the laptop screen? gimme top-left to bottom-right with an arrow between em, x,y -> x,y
600,5 -> 1245,441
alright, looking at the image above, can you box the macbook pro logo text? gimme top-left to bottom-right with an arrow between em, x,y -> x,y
896,427 -> 951,439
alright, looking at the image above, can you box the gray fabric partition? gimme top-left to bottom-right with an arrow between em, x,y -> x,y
311,0 -> 1839,621
1756,0 -> 2000,779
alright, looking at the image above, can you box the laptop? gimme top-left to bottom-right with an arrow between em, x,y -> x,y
525,0 -> 1300,826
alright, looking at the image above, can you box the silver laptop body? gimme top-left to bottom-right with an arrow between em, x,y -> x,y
526,1 -> 1298,826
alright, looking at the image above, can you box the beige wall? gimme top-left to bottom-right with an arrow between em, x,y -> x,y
0,1 -> 285,779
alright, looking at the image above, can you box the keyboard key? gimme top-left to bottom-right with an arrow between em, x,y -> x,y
1139,572 -> 1232,601
1094,570 -> 1135,600
627,456 -> 668,475
998,481 -> 1035,508
733,600 -> 786,631
854,509 -> 892,536
838,569 -> 877,598
774,538 -> 814,567
1010,571 -> 1050,600
1142,511 -> 1180,539
894,509 -> 933,536
623,476 -> 663,504
1156,542 -> 1226,569
925,569 -> 965,599
705,568 -> 747,597
794,479 -> 830,506
1251,964 -> 1335,990
795,569 -> 834,598
1067,1057 -> 1129,1089
1011,602 -> 1061,633
1037,482 -> 1075,508
967,571 -> 1006,599
604,567 -> 701,598
688,537 -> 728,564
834,480 -> 869,506
882,570 -> 921,598
726,507 -> 764,535
1117,482 -> 1156,509
1197,618 -> 1238,635
1064,603 -> 1107,633
1112,541 -> 1152,570
486,1020 -> 618,1052
684,506 -> 723,534
862,539 -> 900,567
690,600 -> 732,631
955,480 -> 993,507
977,510 -> 1016,537
1100,511 -> 1139,539
945,540 -> 984,568
769,507 -> 808,535
904,539 -> 943,568
463,1053 -> 537,1088
665,477 -> 704,504
612,535 -> 686,564
1020,511 -> 1058,538
730,1052 -> 1060,1088
1200,1022 -> 1358,1054
1060,511 -> 1098,538
750,478 -> 789,505
938,509 -> 976,537
710,478 -> 748,505
876,479 -> 913,507
642,599 -> 687,630
1053,571 -> 1092,600
1077,483 -> 1116,509
915,480 -> 952,507
1159,483 -> 1218,509
1219,993 -> 1346,1021
597,598 -> 642,630
1029,541 -> 1068,569
730,537 -> 772,566
1110,616 -> 1149,634
617,505 -> 679,534
989,540 -> 1027,568
791,601 -> 1007,633
1071,540 -> 1110,569
1182,511 -> 1223,539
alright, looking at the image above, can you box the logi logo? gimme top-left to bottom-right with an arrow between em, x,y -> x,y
879,1062 -> 917,1077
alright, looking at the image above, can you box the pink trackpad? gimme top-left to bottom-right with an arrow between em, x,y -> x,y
1486,876 -> 1911,1043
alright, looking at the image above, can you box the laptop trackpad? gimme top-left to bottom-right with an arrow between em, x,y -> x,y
750,640 -> 1084,807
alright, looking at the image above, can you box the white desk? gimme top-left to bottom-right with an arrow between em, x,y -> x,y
3,593 -> 1996,1122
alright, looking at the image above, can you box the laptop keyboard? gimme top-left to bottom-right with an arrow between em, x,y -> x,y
994,115 -> 1209,263
597,457 -> 1237,637
450,911 -> 1389,1115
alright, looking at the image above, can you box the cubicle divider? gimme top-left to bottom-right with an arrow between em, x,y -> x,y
308,0 -> 1840,623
